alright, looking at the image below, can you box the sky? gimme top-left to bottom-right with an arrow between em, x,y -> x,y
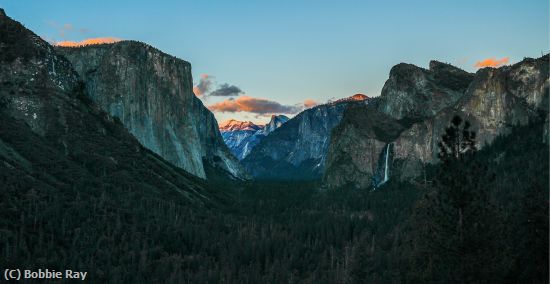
1,0 -> 548,124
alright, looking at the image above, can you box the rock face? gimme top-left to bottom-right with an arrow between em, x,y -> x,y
220,115 -> 289,160
242,97 -> 369,180
258,114 -> 289,136
324,56 -> 549,189
457,57 -> 548,144
324,104 -> 407,188
56,42 -> 246,179
376,61 -> 474,120
0,9 -> 212,204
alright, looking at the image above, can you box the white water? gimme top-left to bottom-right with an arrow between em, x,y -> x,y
375,143 -> 391,189
383,143 -> 390,183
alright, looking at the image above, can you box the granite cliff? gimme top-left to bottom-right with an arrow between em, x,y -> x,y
242,97 -> 369,180
375,60 -> 474,120
324,56 -> 549,189
220,115 -> 289,160
0,9 -> 214,204
56,42 -> 246,179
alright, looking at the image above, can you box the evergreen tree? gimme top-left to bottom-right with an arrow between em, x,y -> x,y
349,237 -> 371,284
407,115 -> 501,284
437,115 -> 476,162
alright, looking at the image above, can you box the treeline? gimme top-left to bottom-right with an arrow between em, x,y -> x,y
0,115 -> 548,283
395,115 -> 549,283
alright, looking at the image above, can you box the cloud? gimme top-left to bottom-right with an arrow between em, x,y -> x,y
303,99 -> 318,108
209,83 -> 244,97
208,96 -> 302,115
193,75 -> 243,97
474,57 -> 509,68
193,74 -> 214,96
55,37 -> 121,47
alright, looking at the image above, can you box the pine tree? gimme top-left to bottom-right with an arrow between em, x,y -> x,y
407,115 -> 501,284
349,238 -> 371,284
437,115 -> 476,163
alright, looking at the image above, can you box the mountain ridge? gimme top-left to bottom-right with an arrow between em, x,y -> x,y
324,55 -> 549,189
219,119 -> 263,132
55,40 -> 247,179
0,9 -> 216,204
220,114 -> 289,160
242,95 -> 370,180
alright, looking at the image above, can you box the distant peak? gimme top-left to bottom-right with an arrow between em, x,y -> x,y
259,114 -> 289,135
269,114 -> 290,122
0,8 -> 6,17
350,94 -> 369,101
55,37 -> 121,47
219,119 -> 263,132
331,94 -> 370,105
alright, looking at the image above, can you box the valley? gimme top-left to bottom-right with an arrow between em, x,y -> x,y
0,6 -> 548,284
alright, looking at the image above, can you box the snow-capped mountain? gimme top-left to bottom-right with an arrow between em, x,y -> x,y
220,115 -> 289,160
219,119 -> 263,132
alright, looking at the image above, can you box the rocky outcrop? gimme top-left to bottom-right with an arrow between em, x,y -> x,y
56,42 -> 246,179
324,105 -> 406,188
457,56 -> 548,144
258,115 -> 289,136
242,97 -> 369,180
221,128 -> 259,160
376,61 -> 474,120
324,56 -> 549,189
220,115 -> 289,160
0,10 -> 80,136
0,9 -> 212,204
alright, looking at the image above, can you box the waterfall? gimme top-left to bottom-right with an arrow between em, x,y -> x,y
374,143 -> 391,189
383,143 -> 390,183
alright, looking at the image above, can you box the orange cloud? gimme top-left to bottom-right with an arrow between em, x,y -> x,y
474,57 -> 509,68
209,96 -> 301,115
55,37 -> 121,47
303,99 -> 318,108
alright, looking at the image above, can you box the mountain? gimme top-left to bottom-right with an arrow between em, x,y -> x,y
219,119 -> 263,132
257,114 -> 289,135
0,9 -> 217,204
324,56 -> 549,189
242,96 -> 370,180
55,41 -> 246,179
333,93 -> 370,103
375,60 -> 474,120
220,119 -> 263,160
220,115 -> 289,160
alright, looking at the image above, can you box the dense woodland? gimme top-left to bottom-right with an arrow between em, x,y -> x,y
0,114 -> 548,283
0,6 -> 547,283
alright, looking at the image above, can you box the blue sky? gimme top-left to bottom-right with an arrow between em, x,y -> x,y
1,0 -> 548,124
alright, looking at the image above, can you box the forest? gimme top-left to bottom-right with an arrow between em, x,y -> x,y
1,114 -> 548,283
